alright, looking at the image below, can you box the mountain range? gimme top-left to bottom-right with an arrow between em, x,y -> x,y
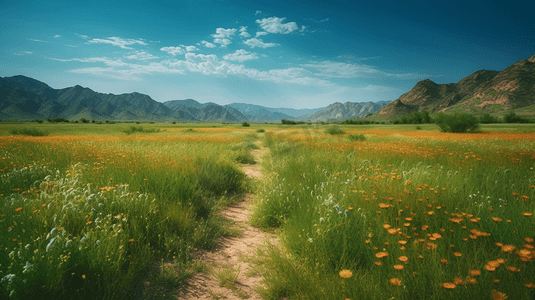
0,75 -> 389,122
2,53 -> 534,122
377,54 -> 535,118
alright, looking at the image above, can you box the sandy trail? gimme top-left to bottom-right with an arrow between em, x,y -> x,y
178,147 -> 275,300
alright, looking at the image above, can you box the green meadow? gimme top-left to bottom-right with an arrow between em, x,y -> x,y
1,122 -> 534,299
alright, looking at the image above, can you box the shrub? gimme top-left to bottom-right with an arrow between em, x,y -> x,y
479,113 -> 500,124
9,128 -> 49,136
256,128 -> 265,133
123,126 -> 160,135
503,111 -> 530,123
242,121 -> 250,127
347,133 -> 366,141
434,112 -> 480,133
324,125 -> 345,135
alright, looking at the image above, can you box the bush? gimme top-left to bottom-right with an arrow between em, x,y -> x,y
393,110 -> 432,124
434,112 -> 480,133
479,113 -> 500,124
503,111 -> 530,123
242,121 -> 250,127
347,133 -> 366,141
123,126 -> 160,135
256,128 -> 265,133
9,128 -> 49,136
234,151 -> 256,164
324,125 -> 345,135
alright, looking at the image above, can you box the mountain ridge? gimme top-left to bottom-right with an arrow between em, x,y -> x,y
377,54 -> 535,118
0,75 -> 388,122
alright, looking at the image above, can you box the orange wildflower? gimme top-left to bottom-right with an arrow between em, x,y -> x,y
440,258 -> 448,264
522,212 -> 533,217
441,282 -> 456,289
524,282 -> 535,288
492,289 -> 508,300
374,261 -> 382,266
507,266 -> 520,272
375,252 -> 389,258
453,252 -> 462,257
398,256 -> 408,262
129,239 -> 135,243
389,278 -> 402,286
465,277 -> 477,285
393,264 -> 404,270
15,207 -> 22,212
492,217 -> 502,222
468,269 -> 481,276
454,277 -> 464,285
339,269 -> 353,278
501,245 -> 516,253
485,264 -> 496,271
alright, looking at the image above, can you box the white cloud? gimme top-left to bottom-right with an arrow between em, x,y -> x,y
255,10 -> 262,15
239,26 -> 251,38
125,51 -> 159,60
300,60 -> 433,79
256,17 -> 298,34
28,38 -> 49,43
164,54 -> 330,86
75,33 -> 89,39
183,45 -> 198,52
244,38 -> 279,49
53,35 -> 61,38
255,31 -> 268,37
212,28 -> 237,39
223,49 -> 258,62
87,37 -> 147,49
211,28 -> 237,47
214,38 -> 232,47
50,56 -> 130,67
201,40 -> 216,48
160,46 -> 184,56
14,51 -> 33,56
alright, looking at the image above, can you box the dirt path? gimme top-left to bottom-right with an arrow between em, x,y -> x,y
178,147 -> 274,300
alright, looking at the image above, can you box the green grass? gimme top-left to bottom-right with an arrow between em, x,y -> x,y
0,126 -> 249,299
8,127 -> 49,136
252,129 -> 535,300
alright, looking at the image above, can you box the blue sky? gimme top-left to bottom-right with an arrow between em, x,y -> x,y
1,0 -> 534,109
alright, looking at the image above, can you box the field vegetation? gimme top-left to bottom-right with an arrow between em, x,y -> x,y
1,121 -> 534,299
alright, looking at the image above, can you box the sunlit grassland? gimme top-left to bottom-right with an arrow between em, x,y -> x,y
252,126 -> 535,300
0,124 -> 260,299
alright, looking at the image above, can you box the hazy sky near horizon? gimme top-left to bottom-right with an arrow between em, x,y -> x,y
1,0 -> 534,109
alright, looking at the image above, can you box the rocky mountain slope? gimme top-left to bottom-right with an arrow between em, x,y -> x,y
305,101 -> 390,122
378,54 -> 535,118
0,75 -> 388,122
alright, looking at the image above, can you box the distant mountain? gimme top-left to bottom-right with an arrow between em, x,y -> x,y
0,75 -> 389,122
163,99 -> 247,122
0,76 -> 241,122
225,103 -> 295,122
305,101 -> 390,122
226,103 -> 326,120
378,54 -> 535,118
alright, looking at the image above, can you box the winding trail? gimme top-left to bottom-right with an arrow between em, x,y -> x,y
178,147 -> 275,300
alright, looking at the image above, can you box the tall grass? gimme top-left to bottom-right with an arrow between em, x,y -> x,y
9,128 -> 48,136
0,130 -> 248,299
253,132 -> 535,299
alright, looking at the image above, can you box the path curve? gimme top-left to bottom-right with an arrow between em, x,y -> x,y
178,147 -> 274,300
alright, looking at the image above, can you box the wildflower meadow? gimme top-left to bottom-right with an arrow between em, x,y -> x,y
0,121 -> 534,300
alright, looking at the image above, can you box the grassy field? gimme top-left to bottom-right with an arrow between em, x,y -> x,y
1,122 -> 534,299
